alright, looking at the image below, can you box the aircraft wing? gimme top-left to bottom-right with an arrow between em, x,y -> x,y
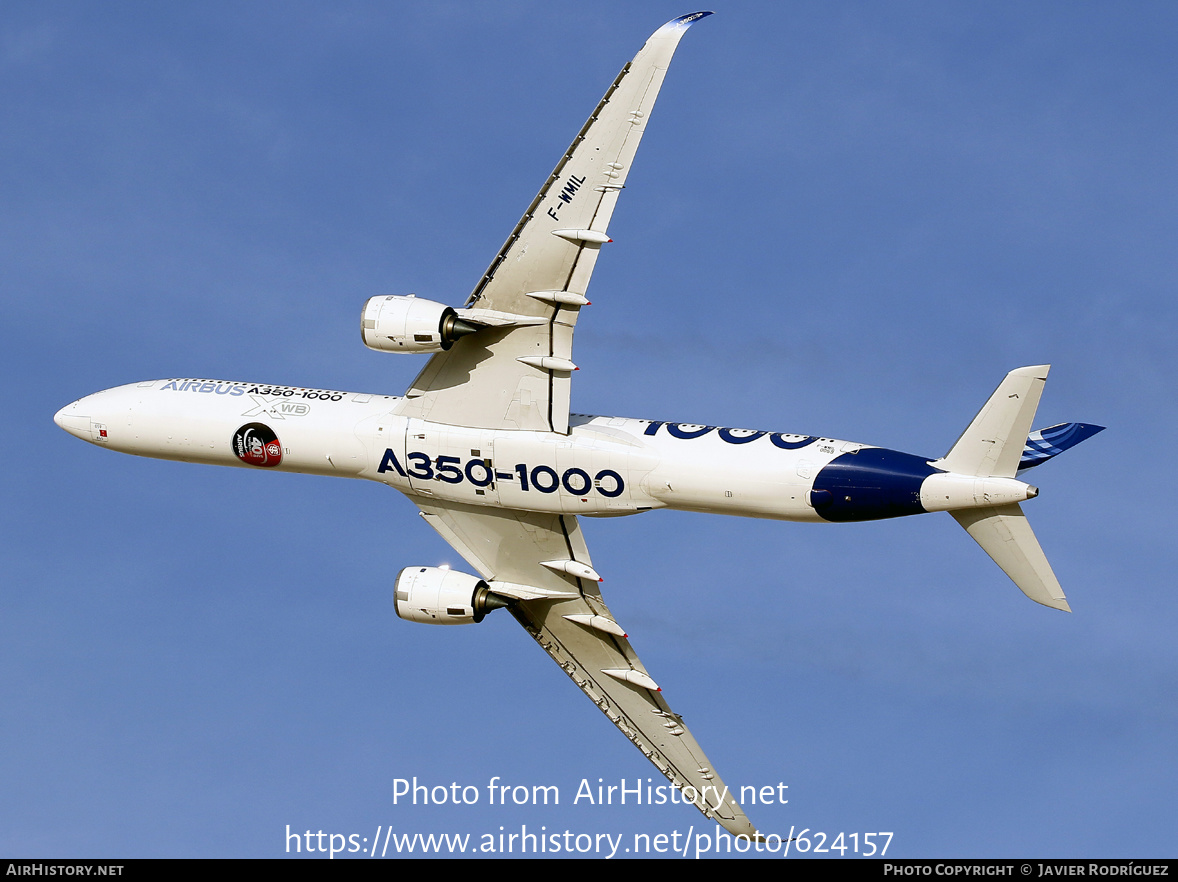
396,13 -> 711,435
412,495 -> 759,839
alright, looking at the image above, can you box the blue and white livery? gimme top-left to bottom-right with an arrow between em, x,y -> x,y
53,13 -> 1101,839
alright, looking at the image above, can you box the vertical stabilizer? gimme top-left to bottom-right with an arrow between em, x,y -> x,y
935,365 -> 1049,478
951,503 -> 1070,611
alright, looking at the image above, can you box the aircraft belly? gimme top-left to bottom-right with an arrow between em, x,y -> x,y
367,422 -> 658,515
490,431 -> 648,515
590,420 -> 835,521
646,452 -> 822,520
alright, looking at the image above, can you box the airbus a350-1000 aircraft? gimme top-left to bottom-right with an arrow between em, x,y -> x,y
55,13 -> 1102,838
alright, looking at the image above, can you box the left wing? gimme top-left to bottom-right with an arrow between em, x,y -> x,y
412,495 -> 760,839
396,13 -> 711,435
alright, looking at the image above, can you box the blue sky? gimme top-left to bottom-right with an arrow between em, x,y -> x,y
4,1 -> 1176,858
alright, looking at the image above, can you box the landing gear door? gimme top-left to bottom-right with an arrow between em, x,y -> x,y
403,420 -> 503,506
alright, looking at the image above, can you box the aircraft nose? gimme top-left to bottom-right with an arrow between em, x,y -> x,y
54,400 -> 93,441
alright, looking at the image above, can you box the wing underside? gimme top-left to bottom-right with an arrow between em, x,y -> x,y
393,13 -> 757,839
413,495 -> 759,838
396,13 -> 711,435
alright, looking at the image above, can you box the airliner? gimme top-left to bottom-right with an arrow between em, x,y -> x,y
53,13 -> 1101,838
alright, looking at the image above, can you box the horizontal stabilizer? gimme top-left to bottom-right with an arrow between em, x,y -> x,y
1019,422 -> 1105,471
951,503 -> 1070,611
936,365 -> 1049,478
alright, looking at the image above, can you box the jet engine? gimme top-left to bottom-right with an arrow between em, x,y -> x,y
393,566 -> 512,625
361,294 -> 482,353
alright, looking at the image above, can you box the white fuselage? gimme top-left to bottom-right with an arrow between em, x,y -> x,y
54,378 -> 1038,525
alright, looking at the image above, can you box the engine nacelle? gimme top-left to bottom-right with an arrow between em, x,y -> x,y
361,295 -> 481,353
394,566 -> 511,625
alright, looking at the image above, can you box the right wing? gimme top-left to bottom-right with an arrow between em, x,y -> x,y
396,13 -> 712,435
413,495 -> 760,839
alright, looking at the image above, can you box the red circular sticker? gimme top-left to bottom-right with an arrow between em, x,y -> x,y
232,423 -> 283,467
